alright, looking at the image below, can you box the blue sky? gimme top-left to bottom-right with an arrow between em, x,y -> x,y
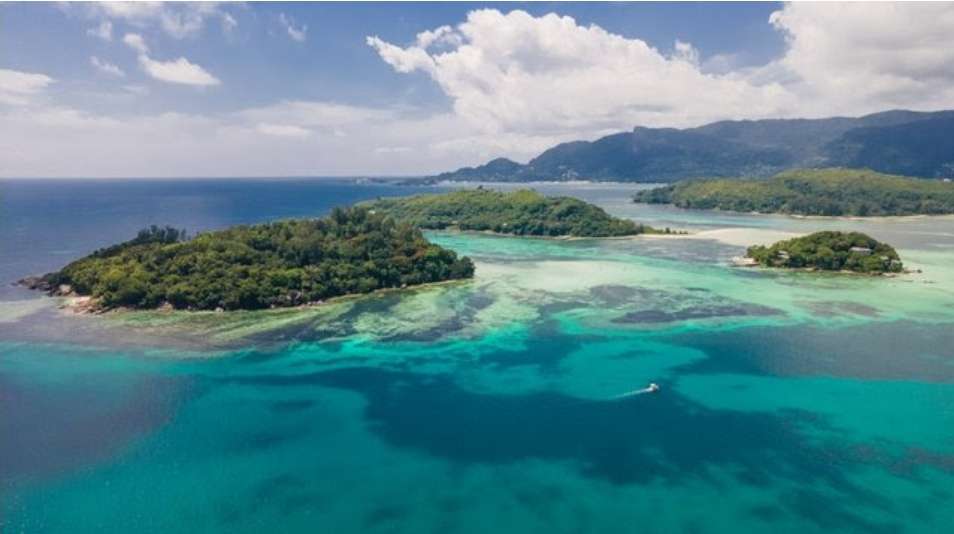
2,2 -> 953,177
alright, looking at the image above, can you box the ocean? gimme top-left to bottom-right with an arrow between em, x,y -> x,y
2,179 -> 953,533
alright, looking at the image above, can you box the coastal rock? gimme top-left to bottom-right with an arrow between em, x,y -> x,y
58,295 -> 99,314
16,275 -> 52,292
17,276 -> 78,296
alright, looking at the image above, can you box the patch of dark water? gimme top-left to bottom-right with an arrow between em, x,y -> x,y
796,300 -> 882,318
221,366 -> 950,531
672,320 -> 954,383
0,372 -> 193,486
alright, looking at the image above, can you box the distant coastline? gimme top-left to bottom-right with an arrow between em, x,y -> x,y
634,168 -> 954,217
427,109 -> 954,184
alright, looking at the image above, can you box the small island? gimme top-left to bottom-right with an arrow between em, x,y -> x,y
743,231 -> 904,274
365,188 -> 660,237
22,207 -> 475,311
634,168 -> 954,216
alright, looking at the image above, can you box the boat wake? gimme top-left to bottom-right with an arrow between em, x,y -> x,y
613,382 -> 660,399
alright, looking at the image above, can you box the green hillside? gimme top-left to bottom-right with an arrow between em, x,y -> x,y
432,110 -> 954,183
634,168 -> 954,216
365,189 -> 655,237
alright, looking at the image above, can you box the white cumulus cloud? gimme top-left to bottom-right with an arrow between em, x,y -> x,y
90,2 -> 236,39
90,56 -> 125,77
0,68 -> 54,106
368,9 -> 795,143
766,2 -> 954,115
123,33 -> 220,86
138,56 -> 221,86
87,20 -> 113,41
279,13 -> 307,43
369,5 -> 954,147
122,33 -> 149,54
365,36 -> 435,74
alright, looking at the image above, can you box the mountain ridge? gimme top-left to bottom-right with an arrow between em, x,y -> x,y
432,109 -> 954,183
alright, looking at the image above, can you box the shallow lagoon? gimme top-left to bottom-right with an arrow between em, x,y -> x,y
2,180 -> 953,533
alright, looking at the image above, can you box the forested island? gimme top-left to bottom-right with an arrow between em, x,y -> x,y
633,168 -> 954,216
364,188 -> 658,237
20,189 -> 663,311
744,231 -> 904,274
22,208 -> 474,311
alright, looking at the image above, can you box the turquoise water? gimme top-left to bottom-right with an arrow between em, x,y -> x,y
2,181 -> 954,533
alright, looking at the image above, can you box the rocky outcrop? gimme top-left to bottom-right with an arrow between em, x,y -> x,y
16,275 -> 73,296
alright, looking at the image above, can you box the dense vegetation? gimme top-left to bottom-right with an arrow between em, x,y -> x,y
364,188 -> 656,237
823,116 -> 954,178
633,168 -> 954,216
434,129 -> 790,183
37,208 -> 474,311
432,110 -> 954,183
746,231 -> 903,274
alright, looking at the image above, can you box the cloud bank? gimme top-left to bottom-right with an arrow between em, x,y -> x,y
370,9 -> 793,138
0,68 -> 54,106
767,2 -> 954,113
88,2 -> 237,39
5,4 -> 954,177
368,5 -> 954,148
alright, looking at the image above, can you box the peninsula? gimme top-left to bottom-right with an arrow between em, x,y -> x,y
633,168 -> 954,216
365,188 -> 657,237
744,231 -> 904,274
22,208 -> 475,311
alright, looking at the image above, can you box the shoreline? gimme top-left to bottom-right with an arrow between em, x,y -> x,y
632,202 -> 954,222
404,179 -> 662,188
425,227 -> 680,241
642,228 -> 799,247
788,212 -> 954,222
45,277 -> 474,317
731,262 -> 914,278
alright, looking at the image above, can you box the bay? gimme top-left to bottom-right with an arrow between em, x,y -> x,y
2,178 -> 953,534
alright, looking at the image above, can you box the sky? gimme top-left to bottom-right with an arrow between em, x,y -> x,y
2,1 -> 954,178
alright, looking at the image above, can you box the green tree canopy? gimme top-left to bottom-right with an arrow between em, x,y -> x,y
42,207 -> 474,311
365,188 -> 656,237
746,231 -> 903,274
